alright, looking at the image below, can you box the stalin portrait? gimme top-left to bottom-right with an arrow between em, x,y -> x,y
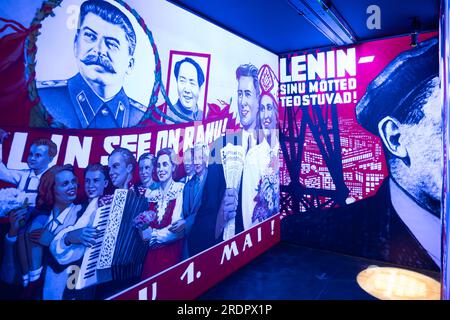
30,0 -> 147,129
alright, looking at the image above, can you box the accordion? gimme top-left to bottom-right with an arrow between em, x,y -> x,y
75,189 -> 149,290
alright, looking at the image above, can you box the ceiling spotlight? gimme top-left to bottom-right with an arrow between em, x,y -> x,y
410,17 -> 421,47
287,0 -> 356,46
410,32 -> 418,47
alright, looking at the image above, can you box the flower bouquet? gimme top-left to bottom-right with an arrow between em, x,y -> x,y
0,188 -> 29,218
252,168 -> 280,223
133,210 -> 156,241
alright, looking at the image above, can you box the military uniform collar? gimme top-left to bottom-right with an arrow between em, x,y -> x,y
175,100 -> 200,119
68,73 -> 129,128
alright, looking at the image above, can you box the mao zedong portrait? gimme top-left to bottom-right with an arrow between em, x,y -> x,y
165,57 -> 205,124
31,0 -> 147,129
282,37 -> 442,271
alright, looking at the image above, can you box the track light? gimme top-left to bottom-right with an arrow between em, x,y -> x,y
410,32 -> 418,47
287,0 -> 356,46
410,17 -> 421,47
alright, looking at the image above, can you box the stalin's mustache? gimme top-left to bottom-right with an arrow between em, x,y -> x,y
81,54 -> 116,74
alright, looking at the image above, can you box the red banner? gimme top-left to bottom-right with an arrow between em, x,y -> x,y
0,116 -> 232,186
110,215 -> 280,300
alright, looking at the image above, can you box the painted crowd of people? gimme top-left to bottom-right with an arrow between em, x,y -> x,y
0,62 -> 280,300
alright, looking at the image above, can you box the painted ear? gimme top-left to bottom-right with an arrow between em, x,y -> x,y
378,116 -> 408,160
73,34 -> 79,56
127,163 -> 133,174
126,57 -> 135,75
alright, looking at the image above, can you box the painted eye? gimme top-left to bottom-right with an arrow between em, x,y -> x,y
83,31 -> 96,42
105,39 -> 119,50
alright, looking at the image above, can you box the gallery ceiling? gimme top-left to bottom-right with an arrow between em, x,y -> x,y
168,0 -> 439,54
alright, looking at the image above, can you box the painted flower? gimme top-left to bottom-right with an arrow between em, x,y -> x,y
251,170 -> 280,223
133,210 -> 157,230
0,188 -> 28,217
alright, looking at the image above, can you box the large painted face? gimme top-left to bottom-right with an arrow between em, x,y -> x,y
157,154 -> 174,183
74,13 -> 134,89
238,76 -> 258,130
183,150 -> 194,177
54,170 -> 78,207
398,81 -> 442,214
259,94 -> 277,136
27,144 -> 52,174
138,158 -> 154,186
177,62 -> 200,112
108,152 -> 130,188
193,147 -> 207,176
85,170 -> 108,200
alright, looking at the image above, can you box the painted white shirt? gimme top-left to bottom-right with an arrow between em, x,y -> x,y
41,203 -> 82,300
242,129 -> 258,155
50,198 -> 99,266
0,169 -> 46,207
145,181 -> 184,244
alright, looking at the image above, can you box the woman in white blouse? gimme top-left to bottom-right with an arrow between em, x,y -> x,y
49,163 -> 109,299
241,92 -> 280,230
140,148 -> 184,280
25,164 -> 82,299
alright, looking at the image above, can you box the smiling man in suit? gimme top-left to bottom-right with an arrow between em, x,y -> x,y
188,63 -> 261,255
